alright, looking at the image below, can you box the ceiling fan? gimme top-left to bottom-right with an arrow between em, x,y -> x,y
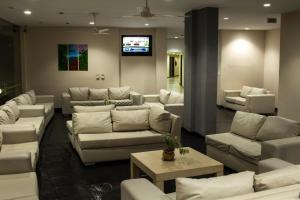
90,13 -> 110,35
123,0 -> 184,19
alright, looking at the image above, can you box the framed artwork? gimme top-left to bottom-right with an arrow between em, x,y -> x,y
58,44 -> 88,71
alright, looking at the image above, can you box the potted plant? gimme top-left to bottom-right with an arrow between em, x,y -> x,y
163,134 -> 189,161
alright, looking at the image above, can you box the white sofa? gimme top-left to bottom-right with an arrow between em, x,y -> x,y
12,90 -> 54,126
62,86 -> 143,115
66,107 -> 181,165
206,111 -> 300,172
143,89 -> 184,124
222,86 -> 275,114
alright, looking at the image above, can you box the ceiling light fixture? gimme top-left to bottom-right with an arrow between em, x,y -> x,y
174,36 -> 179,39
24,10 -> 32,15
245,27 -> 250,30
145,23 -> 150,26
223,17 -> 229,20
264,3 -> 271,7
89,21 -> 95,25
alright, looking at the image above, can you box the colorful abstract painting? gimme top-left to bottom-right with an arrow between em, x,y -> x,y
58,44 -> 88,71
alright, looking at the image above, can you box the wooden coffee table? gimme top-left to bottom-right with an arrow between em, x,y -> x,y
130,147 -> 224,191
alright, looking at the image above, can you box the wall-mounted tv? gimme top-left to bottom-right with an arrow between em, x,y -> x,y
122,35 -> 152,56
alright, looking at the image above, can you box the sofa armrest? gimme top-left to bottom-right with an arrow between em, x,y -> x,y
164,104 -> 184,120
170,114 -> 182,143
0,125 -> 37,144
223,90 -> 241,97
0,152 -> 33,175
121,179 -> 165,200
246,94 -> 275,114
143,94 -> 160,103
18,105 -> 45,117
261,137 -> 300,164
36,95 -> 54,104
62,92 -> 72,115
130,92 -> 143,105
258,158 -> 294,174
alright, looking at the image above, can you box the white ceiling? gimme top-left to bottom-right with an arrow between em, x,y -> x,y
0,0 -> 300,36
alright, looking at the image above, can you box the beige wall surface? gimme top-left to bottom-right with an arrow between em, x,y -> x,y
23,27 -> 167,107
264,29 -> 280,107
218,30 -> 266,104
278,11 -> 300,121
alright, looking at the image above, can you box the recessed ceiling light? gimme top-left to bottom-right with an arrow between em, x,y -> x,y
223,17 -> 229,20
145,23 -> 150,26
245,27 -> 250,30
174,36 -> 179,39
263,3 -> 271,7
24,10 -> 32,15
89,21 -> 95,25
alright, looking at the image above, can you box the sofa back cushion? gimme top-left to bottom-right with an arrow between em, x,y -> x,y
0,110 -> 10,125
167,92 -> 184,104
26,90 -> 36,104
72,112 -> 112,135
13,95 -> 29,105
69,87 -> 89,101
240,86 -> 253,98
1,105 -> 16,124
149,106 -> 172,134
23,94 -> 33,105
89,89 -> 108,100
256,116 -> 300,141
231,111 -> 266,139
254,165 -> 300,192
111,110 -> 149,131
5,101 -> 20,120
109,86 -> 131,100
176,171 -> 255,200
159,89 -> 171,104
73,105 -> 115,113
250,87 -> 267,95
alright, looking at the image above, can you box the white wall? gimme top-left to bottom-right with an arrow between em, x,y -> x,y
278,11 -> 300,121
264,29 -> 280,107
23,27 -> 167,107
167,38 -> 184,53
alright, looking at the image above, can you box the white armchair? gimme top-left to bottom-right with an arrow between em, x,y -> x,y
222,86 -> 275,114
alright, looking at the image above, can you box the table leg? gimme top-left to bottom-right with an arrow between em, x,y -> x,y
130,160 -> 141,179
153,180 -> 164,192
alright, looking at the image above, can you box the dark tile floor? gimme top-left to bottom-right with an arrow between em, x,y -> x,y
37,107 -> 236,200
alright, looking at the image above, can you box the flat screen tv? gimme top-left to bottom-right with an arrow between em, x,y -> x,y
122,35 -> 152,56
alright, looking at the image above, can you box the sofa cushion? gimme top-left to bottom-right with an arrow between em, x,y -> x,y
250,87 -> 267,95
225,96 -> 237,104
74,105 -> 115,113
23,94 -> 33,105
89,89 -> 108,100
159,89 -> 171,104
26,90 -> 36,105
0,172 -> 38,200
229,139 -> 262,164
5,101 -> 20,120
0,110 -> 10,125
78,130 -> 164,149
256,116 -> 300,141
167,92 -> 184,104
149,106 -> 171,134
231,111 -> 266,140
225,97 -> 246,106
72,112 -> 112,135
69,87 -> 89,101
1,105 -> 16,124
70,100 -> 105,107
39,103 -> 54,116
16,117 -> 45,138
145,102 -> 164,109
13,95 -> 29,105
254,165 -> 300,192
176,171 -> 255,200
111,110 -> 150,132
109,99 -> 133,106
109,86 -> 131,100
66,120 -> 73,135
240,86 -> 253,98
115,105 -> 150,111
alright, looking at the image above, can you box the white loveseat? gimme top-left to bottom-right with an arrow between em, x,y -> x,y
66,107 -> 181,165
143,89 -> 184,124
61,86 -> 143,115
206,111 -> 300,172
222,86 -> 275,114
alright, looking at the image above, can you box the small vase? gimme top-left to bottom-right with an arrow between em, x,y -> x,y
162,149 -> 175,161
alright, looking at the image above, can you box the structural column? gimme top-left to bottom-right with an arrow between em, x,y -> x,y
184,7 -> 219,135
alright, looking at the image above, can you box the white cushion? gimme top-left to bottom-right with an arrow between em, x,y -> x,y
111,110 -> 150,131
225,97 -> 246,106
0,110 -> 10,125
16,117 -> 45,138
72,112 -> 112,135
250,87 -> 267,95
73,105 -> 115,113
1,105 -> 16,124
5,101 -> 20,120
149,106 -> 172,134
176,171 -> 255,200
256,116 -> 300,141
69,87 -> 89,101
167,92 -> 184,104
26,90 -> 36,104
13,95 -> 29,105
254,165 -> 300,192
159,89 -> 171,104
108,86 -> 131,100
23,94 -> 33,105
240,86 -> 253,98
109,99 -> 133,106
231,111 -> 266,139
89,89 -> 108,100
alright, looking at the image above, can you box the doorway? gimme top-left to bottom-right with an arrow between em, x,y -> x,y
167,52 -> 184,93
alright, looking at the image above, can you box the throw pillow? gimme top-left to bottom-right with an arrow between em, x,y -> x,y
72,112 -> 112,135
26,90 -> 36,104
13,95 -> 28,105
69,87 -> 89,101
159,89 -> 171,104
111,110 -> 150,131
0,110 -> 10,125
256,116 -> 300,141
240,86 -> 253,98
1,105 -> 16,124
73,105 -> 115,113
23,94 -> 33,105
149,106 -> 172,134
176,171 -> 255,200
250,87 -> 267,95
108,86 -> 131,100
167,92 -> 184,104
89,88 -> 108,100
231,111 -> 266,140
254,165 -> 300,192
5,101 -> 20,120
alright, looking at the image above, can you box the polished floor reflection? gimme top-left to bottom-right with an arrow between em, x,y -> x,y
167,77 -> 184,94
